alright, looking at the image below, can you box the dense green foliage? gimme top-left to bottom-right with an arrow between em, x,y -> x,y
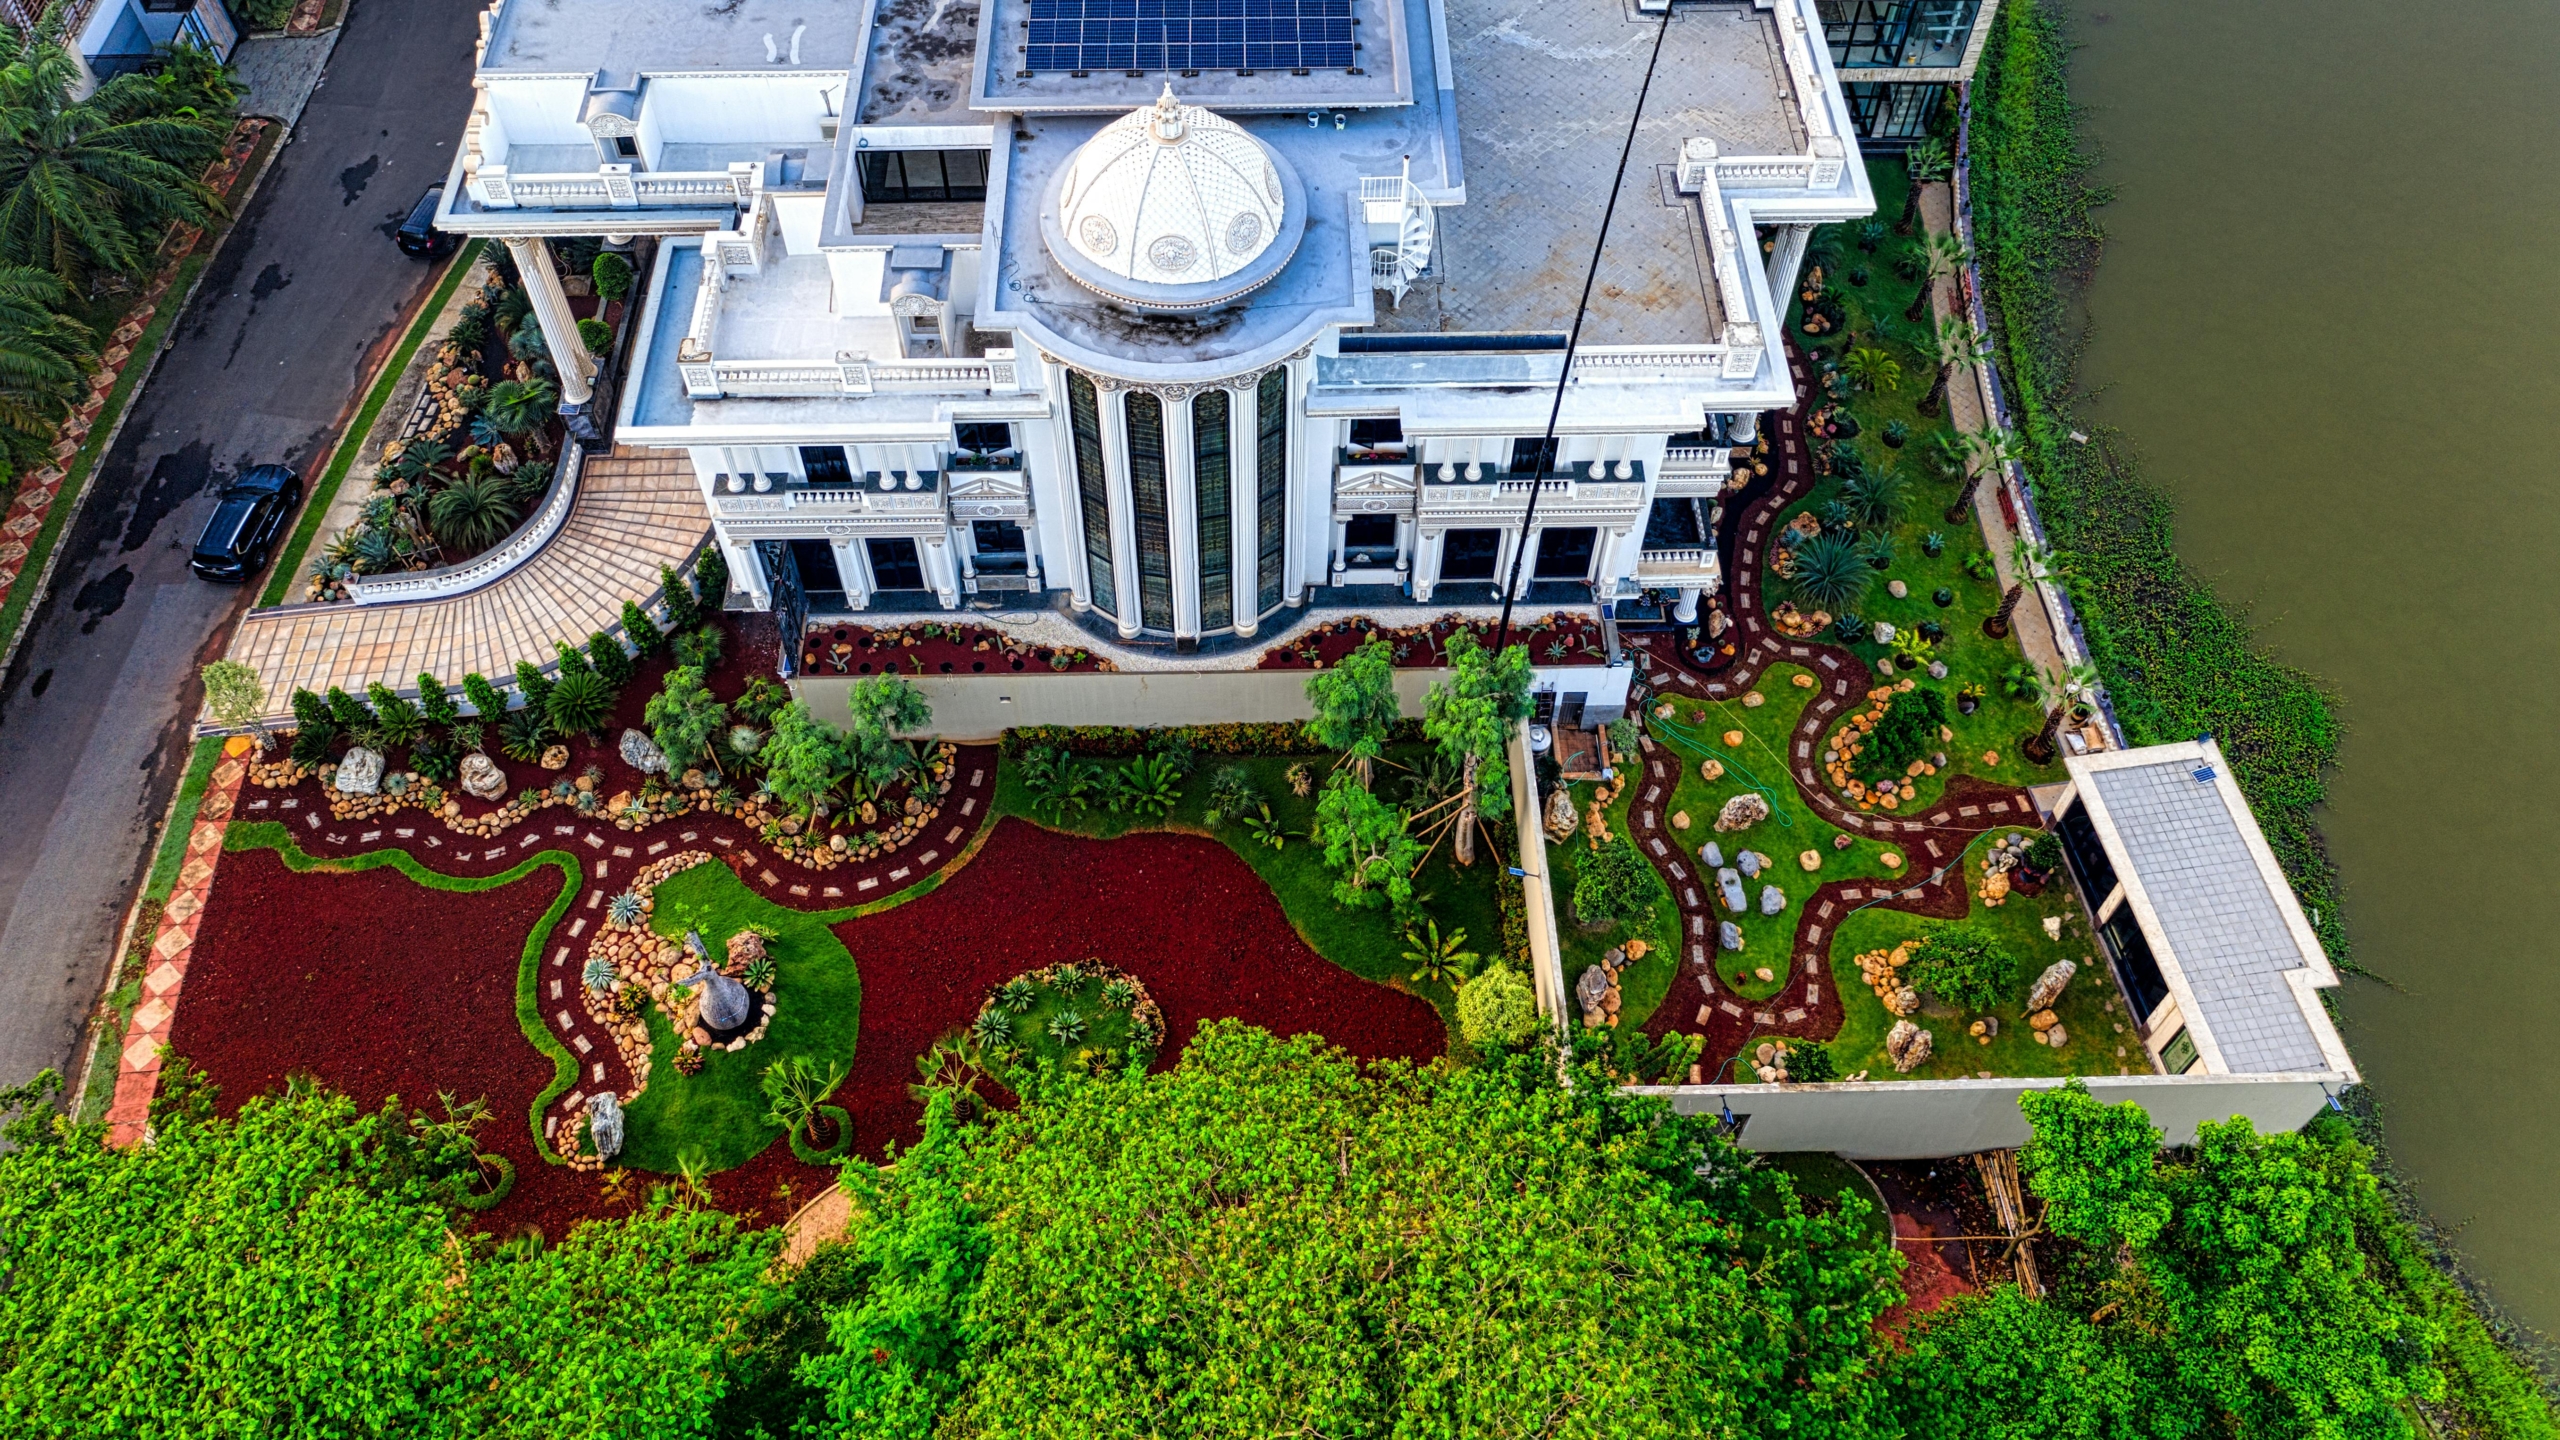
1302,637 -> 1401,782
1857,685 -> 1948,781
0,1075 -> 776,1438
1454,962 -> 1537,1048
1571,832 -> 1666,928
1893,1082 -> 2459,1440
811,1023 -> 1899,1437
1901,923 -> 2012,1015
1970,0 -> 2344,960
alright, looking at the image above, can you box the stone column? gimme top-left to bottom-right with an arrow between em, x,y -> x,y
1673,586 -> 1700,623
1413,527 -> 1443,603
923,529 -> 960,609
1768,222 -> 1815,312
1099,386 -> 1141,639
1163,395 -> 1201,639
504,236 -> 602,441
1730,411 -> 1759,446
830,536 -> 869,612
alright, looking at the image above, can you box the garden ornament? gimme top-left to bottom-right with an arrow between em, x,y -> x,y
587,1092 -> 624,1161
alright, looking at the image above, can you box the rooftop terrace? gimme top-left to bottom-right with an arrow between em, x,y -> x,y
480,0 -> 863,77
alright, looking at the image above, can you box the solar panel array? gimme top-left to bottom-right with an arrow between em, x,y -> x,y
1024,0 -> 1358,74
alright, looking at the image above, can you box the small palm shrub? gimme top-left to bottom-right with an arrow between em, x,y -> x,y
1046,1011 -> 1087,1046
1861,531 -> 1896,571
1881,418 -> 1910,448
973,1008 -> 1013,1043
498,708 -> 551,762
546,671 -> 614,738
744,957 -> 776,990
998,976 -> 1037,1014
1202,765 -> 1260,827
367,683 -> 422,747
672,623 -> 723,670
1834,612 -> 1867,644
430,474 -> 518,552
1787,532 -> 1871,612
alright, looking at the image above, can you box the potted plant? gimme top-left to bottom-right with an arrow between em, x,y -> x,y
1882,418 -> 1910,449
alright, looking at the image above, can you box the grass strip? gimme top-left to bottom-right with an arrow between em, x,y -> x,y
141,737 -> 225,905
258,238 -> 485,607
221,819 -> 583,1159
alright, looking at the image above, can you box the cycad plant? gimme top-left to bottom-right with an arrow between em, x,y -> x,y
545,669 -> 615,738
0,15 -> 229,286
1786,531 -> 1871,613
482,376 -> 557,439
1840,345 -> 1903,395
428,472 -> 518,552
1842,466 -> 1909,530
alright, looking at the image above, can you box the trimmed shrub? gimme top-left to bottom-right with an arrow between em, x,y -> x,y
1572,835 -> 1666,929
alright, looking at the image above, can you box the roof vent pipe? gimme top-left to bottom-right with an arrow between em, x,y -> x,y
790,24 -> 805,63
762,32 -> 778,62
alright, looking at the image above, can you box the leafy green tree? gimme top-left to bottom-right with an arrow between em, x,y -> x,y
660,564 -> 701,633
1455,962 -> 1539,1048
414,672 -> 458,728
644,664 -> 728,774
512,659 -> 553,719
1301,636 -> 1399,788
1420,630 -> 1531,864
590,249 -> 633,302
1572,833 -> 1667,929
0,12 -> 229,287
1917,312 -> 1985,413
691,544 -> 728,610
843,675 -> 932,789
2018,1081 -> 2173,1251
1902,924 -> 2013,1014
461,670 -> 509,720
198,658 -> 264,744
551,638 -> 593,681
1311,767 -> 1421,910
325,683 -> 375,734
807,1023 -> 1901,1437
760,701 -> 848,817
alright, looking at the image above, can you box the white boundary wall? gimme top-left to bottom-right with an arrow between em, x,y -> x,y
798,669 -> 1452,741
1629,1070 -> 2349,1157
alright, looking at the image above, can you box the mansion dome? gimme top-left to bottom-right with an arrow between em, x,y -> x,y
1044,86 -> 1305,312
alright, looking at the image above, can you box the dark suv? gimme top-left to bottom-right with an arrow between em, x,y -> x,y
190,465 -> 301,583
397,184 -> 455,259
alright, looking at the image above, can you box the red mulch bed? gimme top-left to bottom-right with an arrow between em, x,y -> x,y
163,845 -> 837,1239
826,817 -> 1446,1156
1255,611 -> 1609,670
1864,1159 -> 1992,1335
170,808 -> 1441,1235
800,620 -> 1107,677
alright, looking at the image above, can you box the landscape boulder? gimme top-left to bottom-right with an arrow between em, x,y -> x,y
1713,792 -> 1771,833
1700,841 -> 1724,868
1718,867 -> 1748,912
1718,920 -> 1745,952
1759,885 -> 1787,916
459,751 -> 507,800
1886,1020 -> 1935,1072
334,747 -> 384,796
586,1092 -> 624,1161
2025,959 -> 2077,1012
619,728 -> 669,775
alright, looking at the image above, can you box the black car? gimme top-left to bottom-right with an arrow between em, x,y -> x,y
190,465 -> 302,583
397,184 -> 455,259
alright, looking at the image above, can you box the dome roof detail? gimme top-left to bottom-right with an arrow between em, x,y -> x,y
1048,87 -> 1301,306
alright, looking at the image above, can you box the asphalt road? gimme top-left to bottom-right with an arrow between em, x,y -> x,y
0,0 -> 482,1095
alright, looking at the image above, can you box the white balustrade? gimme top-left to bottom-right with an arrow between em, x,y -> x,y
346,441 -> 585,605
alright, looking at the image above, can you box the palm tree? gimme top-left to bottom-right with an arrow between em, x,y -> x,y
1898,137 -> 1951,234
1401,918 -> 1480,989
2021,661 -> 2101,764
0,261 -> 87,464
1904,230 -> 1968,322
1843,464 -> 1909,529
1840,345 -> 1903,396
1946,425 -> 2016,523
1916,316 -> 1984,418
1786,531 -> 1871,612
0,9 -> 229,286
1983,534 -> 2048,640
482,376 -> 557,439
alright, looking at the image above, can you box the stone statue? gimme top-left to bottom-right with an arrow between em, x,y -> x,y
335,746 -> 384,795
459,751 -> 507,800
587,1092 -> 624,1160
677,930 -> 752,1031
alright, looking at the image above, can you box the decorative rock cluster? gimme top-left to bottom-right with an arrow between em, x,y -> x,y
1853,943 -> 1920,1017
1751,1039 -> 1815,1083
1576,942 -> 1638,1029
1976,831 -> 2037,908
1820,679 -> 1941,812
1542,785 -> 1577,843
1712,792 -> 1770,833
1770,601 -> 1832,639
2027,1008 -> 2069,1048
1886,1018 -> 1935,1072
1968,1016 -> 2001,1046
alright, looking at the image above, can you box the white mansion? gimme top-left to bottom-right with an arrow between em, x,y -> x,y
434,0 -> 1874,650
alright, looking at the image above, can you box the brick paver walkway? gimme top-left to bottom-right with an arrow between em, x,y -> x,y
104,739 -> 254,1147
218,446 -> 708,725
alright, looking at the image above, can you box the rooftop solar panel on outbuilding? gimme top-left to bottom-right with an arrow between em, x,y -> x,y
1024,0 -> 1357,74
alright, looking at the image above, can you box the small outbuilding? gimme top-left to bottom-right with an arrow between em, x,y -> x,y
2052,738 -> 2357,1081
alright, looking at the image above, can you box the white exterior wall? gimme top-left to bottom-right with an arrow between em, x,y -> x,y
770,192 -> 826,255
638,75 -> 841,146
485,77 -> 592,147
1637,1072 -> 2349,1157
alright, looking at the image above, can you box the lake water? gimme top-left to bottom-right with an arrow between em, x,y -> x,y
2063,0 -> 2560,1328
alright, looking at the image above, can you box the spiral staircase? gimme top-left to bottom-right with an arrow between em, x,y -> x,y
1361,161 -> 1435,308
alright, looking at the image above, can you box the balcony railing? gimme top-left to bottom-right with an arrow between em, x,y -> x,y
1635,546 -> 1720,583
678,352 -> 1021,399
473,160 -> 759,211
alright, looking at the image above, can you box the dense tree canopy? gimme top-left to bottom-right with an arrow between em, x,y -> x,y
812,1021 -> 1902,1438
1892,1081 -> 2448,1440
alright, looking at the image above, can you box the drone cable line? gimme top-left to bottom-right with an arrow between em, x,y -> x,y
1494,0 -> 1678,653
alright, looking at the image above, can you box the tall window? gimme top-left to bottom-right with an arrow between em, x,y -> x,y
1509,436 -> 1560,475
1193,390 -> 1233,631
1067,371 -> 1115,617
1255,370 -> 1287,613
1125,391 -> 1174,632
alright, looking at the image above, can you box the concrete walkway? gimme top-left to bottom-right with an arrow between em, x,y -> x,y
220,446 -> 707,722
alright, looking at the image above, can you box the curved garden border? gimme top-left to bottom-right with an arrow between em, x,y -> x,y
1625,343 -> 2041,1069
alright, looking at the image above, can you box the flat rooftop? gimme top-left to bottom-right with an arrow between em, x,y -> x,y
965,0 -> 1411,112
2069,742 -> 2350,1077
861,0 -> 984,123
1372,0 -> 1801,343
481,0 -> 860,77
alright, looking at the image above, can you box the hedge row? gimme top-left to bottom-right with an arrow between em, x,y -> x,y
1969,0 -> 2347,963
998,719 -> 1429,759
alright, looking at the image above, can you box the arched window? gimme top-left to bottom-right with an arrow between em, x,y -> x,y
1125,391 -> 1173,631
1255,369 -> 1288,613
1067,371 -> 1115,617
1193,390 -> 1233,630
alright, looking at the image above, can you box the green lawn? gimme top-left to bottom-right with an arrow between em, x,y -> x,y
1819,837 -> 2141,1082
993,743 -> 1505,1043
618,859 -> 863,1173
1545,772 -> 1684,1030
982,965 -> 1161,1088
